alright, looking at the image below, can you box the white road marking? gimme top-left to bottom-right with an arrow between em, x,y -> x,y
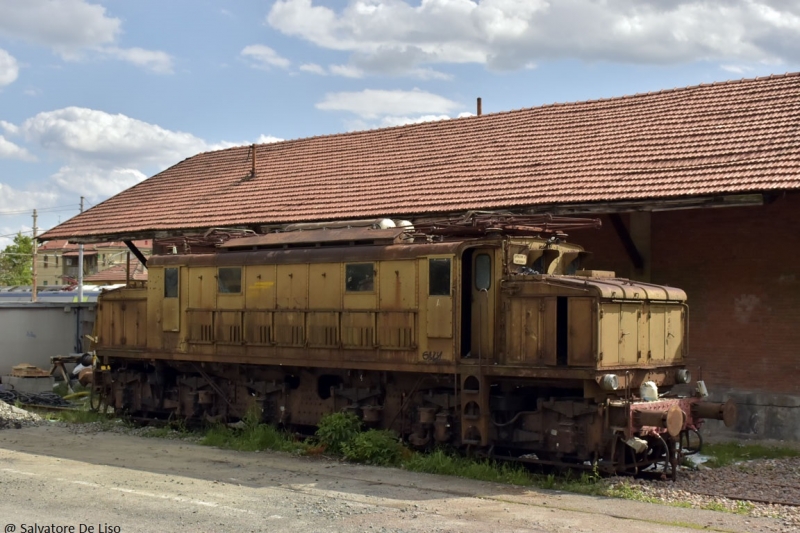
6,467 -> 253,515
2,468 -> 39,476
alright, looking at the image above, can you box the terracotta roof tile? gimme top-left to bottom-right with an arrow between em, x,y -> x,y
42,73 -> 800,241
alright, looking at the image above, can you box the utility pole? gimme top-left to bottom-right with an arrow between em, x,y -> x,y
78,196 -> 84,303
32,209 -> 38,302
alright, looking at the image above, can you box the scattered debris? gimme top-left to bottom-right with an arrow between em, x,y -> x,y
0,401 -> 42,429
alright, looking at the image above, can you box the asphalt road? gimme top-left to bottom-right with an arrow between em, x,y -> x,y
0,425 -> 784,533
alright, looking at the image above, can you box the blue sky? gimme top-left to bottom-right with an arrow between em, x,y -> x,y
1,0 -> 799,247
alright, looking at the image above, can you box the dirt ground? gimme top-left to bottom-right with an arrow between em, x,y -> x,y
0,425 -> 790,533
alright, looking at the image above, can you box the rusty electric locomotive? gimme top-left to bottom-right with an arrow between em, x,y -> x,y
92,215 -> 734,476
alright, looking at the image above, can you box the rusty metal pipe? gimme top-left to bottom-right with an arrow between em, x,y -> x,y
635,405 -> 685,437
692,399 -> 736,427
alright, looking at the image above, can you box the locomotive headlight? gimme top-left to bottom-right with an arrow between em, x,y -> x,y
599,374 -> 619,391
676,369 -> 692,384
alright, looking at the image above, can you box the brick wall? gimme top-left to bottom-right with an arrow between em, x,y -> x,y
569,192 -> 800,397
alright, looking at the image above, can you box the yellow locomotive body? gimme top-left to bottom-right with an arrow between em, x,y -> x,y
94,224 -> 733,475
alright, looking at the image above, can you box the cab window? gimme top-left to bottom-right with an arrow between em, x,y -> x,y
345,263 -> 374,292
429,258 -> 451,296
218,267 -> 242,294
475,254 -> 491,290
164,267 -> 179,298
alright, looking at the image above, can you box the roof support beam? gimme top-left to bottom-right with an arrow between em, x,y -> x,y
608,214 -> 644,271
124,240 -> 148,269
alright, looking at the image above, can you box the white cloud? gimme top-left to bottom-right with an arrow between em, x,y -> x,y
0,0 -> 119,53
0,121 -> 19,135
0,0 -> 172,73
21,107 -> 212,168
721,64 -> 753,74
268,0 -> 800,74
103,47 -> 174,74
0,182 -> 58,212
378,114 -> 452,127
241,44 -> 291,70
15,107 -> 286,205
299,63 -> 326,75
316,88 -> 461,119
0,135 -> 35,161
0,49 -> 19,86
328,63 -> 363,78
50,165 -> 147,202
256,134 -> 284,144
344,113 -> 459,132
300,60 -> 450,79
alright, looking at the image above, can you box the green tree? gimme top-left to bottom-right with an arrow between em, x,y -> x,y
0,233 -> 34,286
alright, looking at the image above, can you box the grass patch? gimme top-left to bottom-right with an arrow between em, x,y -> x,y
201,423 -> 304,453
53,382 -> 90,397
703,442 -> 800,467
404,449 -> 533,486
51,408 -> 110,425
602,481 -> 660,504
200,406 -> 305,454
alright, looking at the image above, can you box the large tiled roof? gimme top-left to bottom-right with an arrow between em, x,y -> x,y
41,73 -> 800,242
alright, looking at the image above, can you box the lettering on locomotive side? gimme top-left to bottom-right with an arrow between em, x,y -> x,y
422,351 -> 443,361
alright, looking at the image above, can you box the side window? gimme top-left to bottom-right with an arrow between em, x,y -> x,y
475,253 -> 491,290
429,258 -> 451,296
218,267 -> 242,294
345,263 -> 374,292
164,267 -> 179,298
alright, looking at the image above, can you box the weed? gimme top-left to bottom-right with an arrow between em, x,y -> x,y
701,501 -> 728,512
604,481 -> 660,504
200,422 -> 304,454
342,429 -> 406,466
670,501 -> 693,509
703,442 -> 800,468
55,408 -> 109,425
315,412 -> 362,455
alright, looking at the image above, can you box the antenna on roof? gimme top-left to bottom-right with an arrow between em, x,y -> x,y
477,97 -> 482,116
242,144 -> 257,182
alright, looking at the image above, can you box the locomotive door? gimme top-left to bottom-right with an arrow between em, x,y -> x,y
468,248 -> 496,360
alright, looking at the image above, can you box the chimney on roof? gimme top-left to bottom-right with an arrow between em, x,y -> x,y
477,97 -> 482,116
250,143 -> 257,179
242,143 -> 257,182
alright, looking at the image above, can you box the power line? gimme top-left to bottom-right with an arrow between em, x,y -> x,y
0,205 -> 79,216
0,230 -> 34,239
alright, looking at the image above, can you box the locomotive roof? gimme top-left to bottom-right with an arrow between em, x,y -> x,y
149,240 -> 470,267
219,227 -> 407,249
531,274 -> 687,302
41,72 -> 800,243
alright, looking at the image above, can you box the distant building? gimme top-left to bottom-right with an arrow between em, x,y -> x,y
38,240 -> 151,286
83,258 -> 147,286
